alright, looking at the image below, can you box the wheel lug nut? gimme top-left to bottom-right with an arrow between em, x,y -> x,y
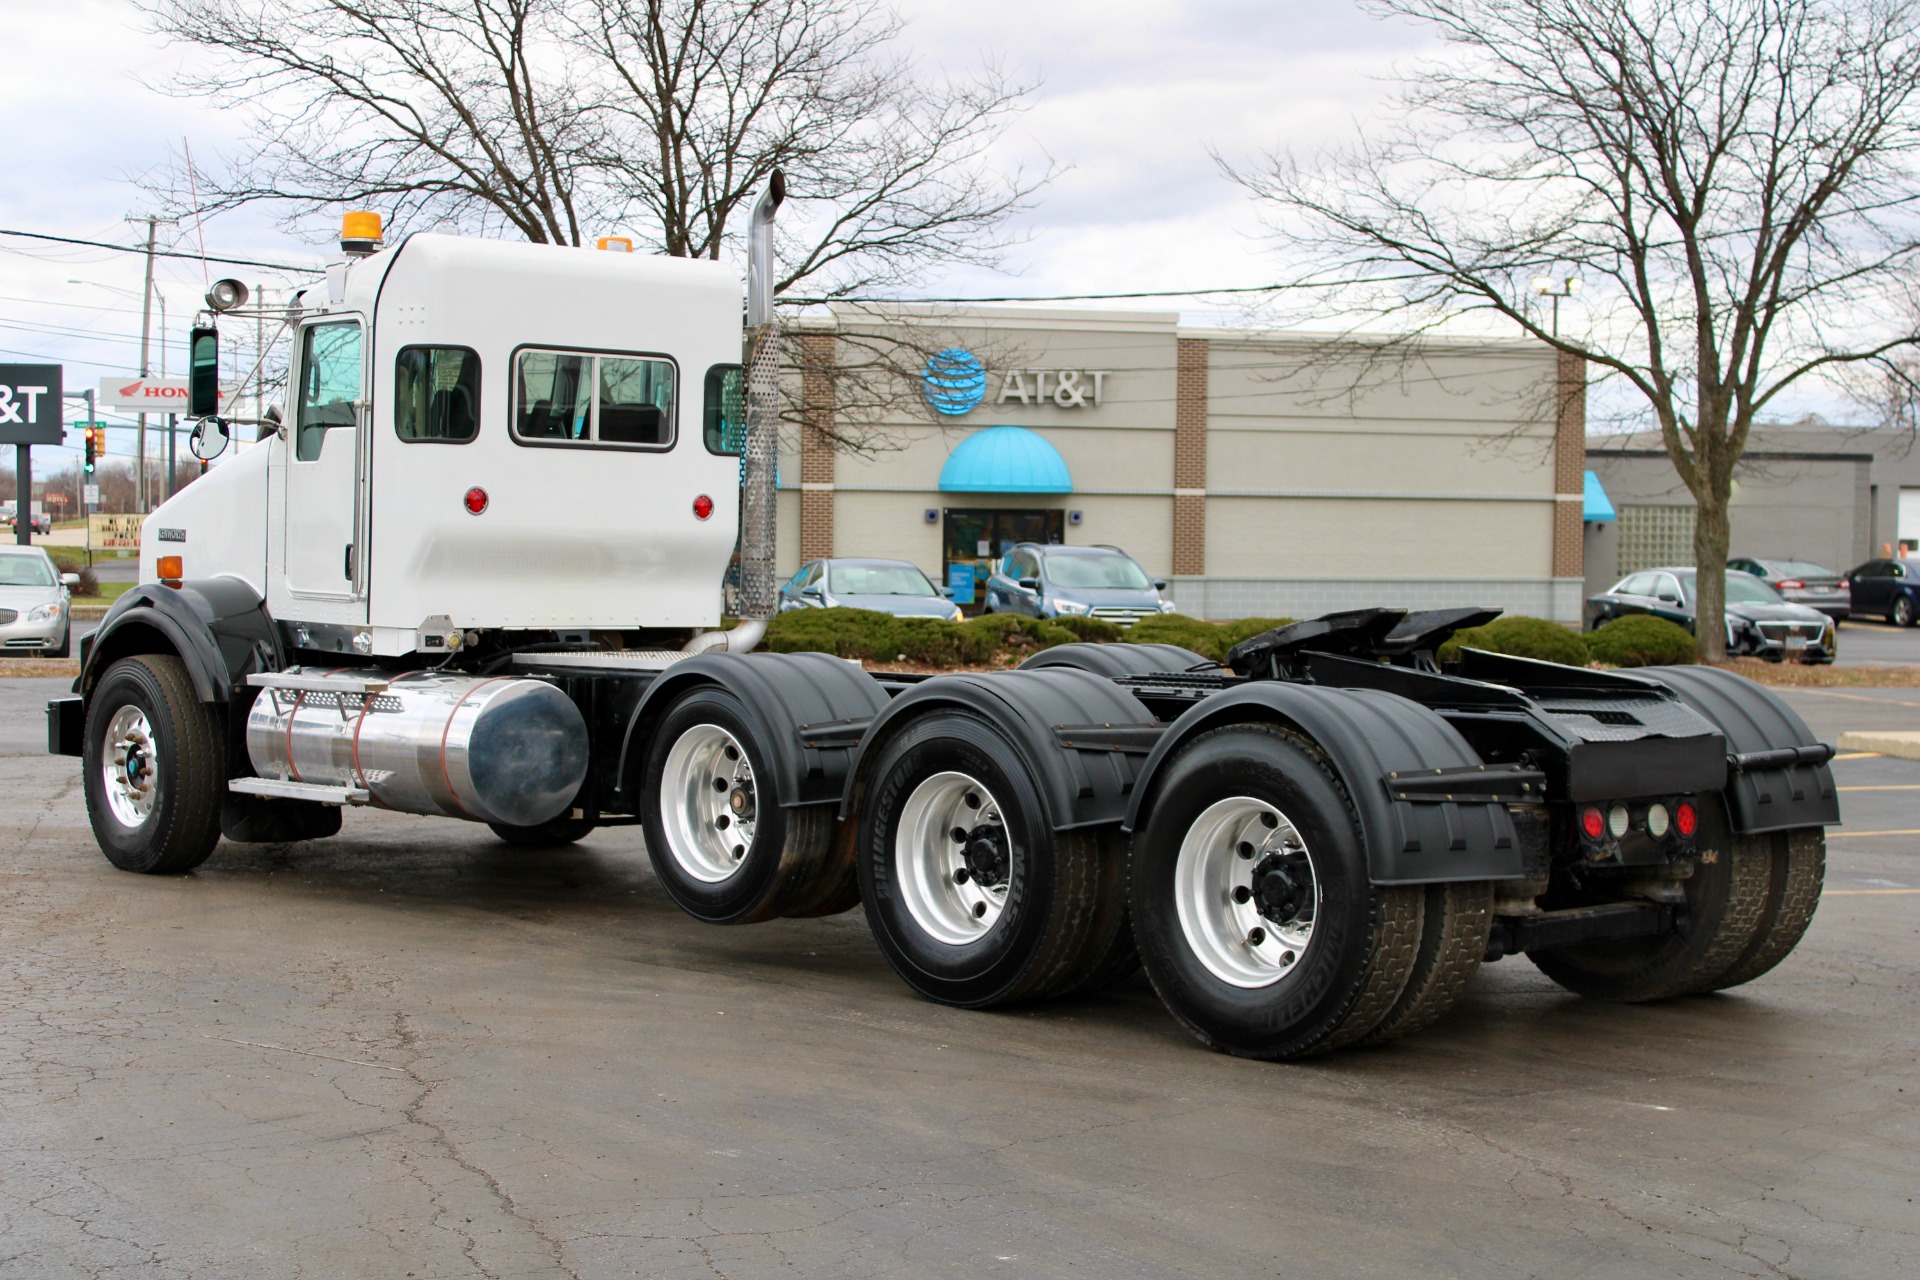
1247,927 -> 1267,946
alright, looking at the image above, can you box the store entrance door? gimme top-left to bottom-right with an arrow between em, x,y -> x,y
942,508 -> 1065,613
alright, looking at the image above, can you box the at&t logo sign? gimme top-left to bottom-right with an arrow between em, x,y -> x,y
921,348 -> 1111,415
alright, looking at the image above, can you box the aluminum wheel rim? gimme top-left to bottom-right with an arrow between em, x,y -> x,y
101,704 -> 159,829
1174,796 -> 1319,988
658,724 -> 757,883
895,771 -> 1013,945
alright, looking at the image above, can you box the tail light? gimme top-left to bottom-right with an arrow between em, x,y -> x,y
1840,577 -> 1850,589
692,494 -> 714,520
1776,579 -> 1805,590
1675,801 -> 1699,837
1580,806 -> 1606,840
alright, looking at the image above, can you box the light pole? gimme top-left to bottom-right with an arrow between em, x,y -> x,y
1531,275 -> 1582,338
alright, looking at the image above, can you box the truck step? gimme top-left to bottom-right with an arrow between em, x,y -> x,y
248,672 -> 391,695
228,777 -> 372,806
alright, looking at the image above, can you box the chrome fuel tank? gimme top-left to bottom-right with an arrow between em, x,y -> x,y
245,668 -> 589,827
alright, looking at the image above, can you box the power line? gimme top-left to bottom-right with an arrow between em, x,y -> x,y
777,274 -> 1425,307
0,228 -> 319,275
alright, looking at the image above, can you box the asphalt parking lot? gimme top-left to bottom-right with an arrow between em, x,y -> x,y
1,675 -> 1915,1278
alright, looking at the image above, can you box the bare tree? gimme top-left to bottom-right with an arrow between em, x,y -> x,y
1229,0 -> 1920,658
145,0 -> 604,244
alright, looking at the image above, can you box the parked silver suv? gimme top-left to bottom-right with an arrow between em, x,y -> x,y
983,544 -> 1176,628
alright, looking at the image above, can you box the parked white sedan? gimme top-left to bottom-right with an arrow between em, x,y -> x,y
0,547 -> 77,657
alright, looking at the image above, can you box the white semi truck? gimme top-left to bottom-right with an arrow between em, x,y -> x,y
47,190 -> 1839,1059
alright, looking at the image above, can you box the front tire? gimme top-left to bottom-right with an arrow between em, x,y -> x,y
856,710 -> 1129,1007
1130,724 -> 1422,1060
82,654 -> 223,875
640,687 -> 846,924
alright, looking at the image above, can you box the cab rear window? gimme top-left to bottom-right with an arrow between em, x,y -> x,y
512,347 -> 675,450
394,346 -> 479,442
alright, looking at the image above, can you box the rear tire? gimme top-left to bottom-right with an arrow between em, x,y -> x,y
1130,724 -> 1421,1060
640,687 -> 843,924
83,654 -> 223,875
1892,595 -> 1916,627
856,710 -> 1127,1008
1529,802 -> 1771,1001
1708,827 -> 1825,990
1357,880 -> 1494,1046
488,815 -> 595,847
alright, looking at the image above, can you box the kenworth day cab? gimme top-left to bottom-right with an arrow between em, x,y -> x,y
47,190 -> 1840,1060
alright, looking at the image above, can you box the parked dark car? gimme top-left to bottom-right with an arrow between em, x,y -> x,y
1727,557 -> 1850,621
1844,556 -> 1920,627
1586,567 -> 1835,662
778,557 -> 963,621
983,543 -> 1176,627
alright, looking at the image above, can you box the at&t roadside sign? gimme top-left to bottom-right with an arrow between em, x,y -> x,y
0,363 -> 64,445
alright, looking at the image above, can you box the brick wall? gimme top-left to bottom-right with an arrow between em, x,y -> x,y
1173,337 -> 1208,576
1552,350 -> 1587,579
799,331 -> 836,561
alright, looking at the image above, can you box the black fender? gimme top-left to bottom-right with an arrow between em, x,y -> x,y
1638,665 -> 1839,834
1018,641 -> 1212,677
839,666 -> 1163,833
1123,683 -> 1528,885
617,651 -> 890,809
78,577 -> 281,704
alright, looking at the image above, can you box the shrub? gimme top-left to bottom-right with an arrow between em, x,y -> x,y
1219,616 -> 1297,652
1049,615 -> 1125,643
1124,614 -> 1296,662
1585,615 -> 1697,668
763,607 -> 1082,666
1438,616 -> 1590,667
764,607 -> 901,661
73,566 -> 100,597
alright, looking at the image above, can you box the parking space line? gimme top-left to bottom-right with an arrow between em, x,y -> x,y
1827,829 -> 1920,838
1838,784 -> 1920,791
1823,888 -> 1920,895
1787,689 -> 1920,708
1835,752 -> 1883,760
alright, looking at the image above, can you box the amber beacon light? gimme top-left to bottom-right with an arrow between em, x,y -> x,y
341,211 -> 384,256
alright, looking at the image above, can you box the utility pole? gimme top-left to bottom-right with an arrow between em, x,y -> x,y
137,215 -> 158,514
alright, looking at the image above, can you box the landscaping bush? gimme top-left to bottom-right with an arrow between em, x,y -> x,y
764,607 -> 1082,666
1049,615 -> 1125,643
764,607 -> 902,661
1584,614 -> 1697,668
1438,615 -> 1590,667
1219,616 -> 1297,652
72,566 -> 100,597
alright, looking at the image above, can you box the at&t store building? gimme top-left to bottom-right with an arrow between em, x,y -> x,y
776,305 -> 1591,623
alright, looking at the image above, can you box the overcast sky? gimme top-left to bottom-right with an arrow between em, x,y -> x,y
0,0 -> 1442,468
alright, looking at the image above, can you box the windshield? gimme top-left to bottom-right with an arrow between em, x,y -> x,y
1043,553 -> 1151,590
829,563 -> 938,597
0,555 -> 55,588
1683,572 -> 1782,605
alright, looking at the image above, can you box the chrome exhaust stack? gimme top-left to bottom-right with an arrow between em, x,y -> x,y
685,170 -> 785,657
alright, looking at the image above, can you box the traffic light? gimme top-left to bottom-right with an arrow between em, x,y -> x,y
83,426 -> 99,474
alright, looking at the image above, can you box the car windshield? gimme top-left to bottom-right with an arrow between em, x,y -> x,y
0,554 -> 55,588
1765,560 -> 1835,579
829,563 -> 937,596
1042,553 -> 1151,590
1682,572 -> 1781,605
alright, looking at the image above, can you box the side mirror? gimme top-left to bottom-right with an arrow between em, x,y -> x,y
189,417 -> 230,462
60,572 -> 79,587
1656,592 -> 1681,605
801,585 -> 822,598
1017,577 -> 1040,592
1152,579 -> 1169,592
938,585 -> 953,598
188,326 -> 221,418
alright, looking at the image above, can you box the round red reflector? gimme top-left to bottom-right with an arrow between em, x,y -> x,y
464,487 -> 488,515
692,494 -> 714,520
1580,806 -> 1606,840
1675,802 -> 1698,837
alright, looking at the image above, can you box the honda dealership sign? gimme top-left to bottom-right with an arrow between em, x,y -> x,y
0,363 -> 64,445
98,375 -> 236,413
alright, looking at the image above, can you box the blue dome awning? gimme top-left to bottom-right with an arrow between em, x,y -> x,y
939,425 -> 1072,493
1583,470 -> 1616,523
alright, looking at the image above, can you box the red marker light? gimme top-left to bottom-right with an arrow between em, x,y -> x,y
464,487 -> 488,515
1776,579 -> 1805,590
1675,801 -> 1698,837
692,494 -> 714,520
1580,806 -> 1606,840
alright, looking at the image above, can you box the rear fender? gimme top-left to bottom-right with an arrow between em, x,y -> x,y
1123,683 -> 1528,885
617,651 -> 890,810
838,666 -> 1163,833
1638,665 -> 1839,833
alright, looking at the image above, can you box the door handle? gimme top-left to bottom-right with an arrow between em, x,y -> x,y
344,544 -> 355,580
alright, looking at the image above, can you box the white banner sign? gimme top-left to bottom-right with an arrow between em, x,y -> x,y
96,376 -> 240,413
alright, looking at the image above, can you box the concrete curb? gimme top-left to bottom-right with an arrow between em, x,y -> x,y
1838,731 -> 1920,761
70,606 -> 110,621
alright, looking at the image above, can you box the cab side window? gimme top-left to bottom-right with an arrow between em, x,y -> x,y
394,346 -> 480,443
704,364 -> 744,455
295,322 -> 364,462
512,348 -> 675,449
